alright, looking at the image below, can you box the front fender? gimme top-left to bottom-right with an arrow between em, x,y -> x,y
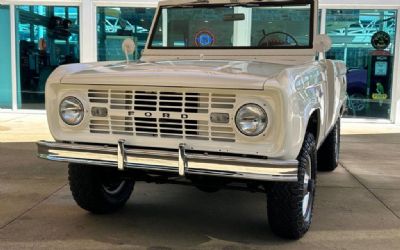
287,102 -> 322,160
278,65 -> 325,160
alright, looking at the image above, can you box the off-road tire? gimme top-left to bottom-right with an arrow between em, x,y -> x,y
68,163 -> 134,214
317,118 -> 340,172
267,133 -> 317,239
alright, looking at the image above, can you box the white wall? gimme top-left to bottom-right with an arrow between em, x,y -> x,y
320,0 -> 400,7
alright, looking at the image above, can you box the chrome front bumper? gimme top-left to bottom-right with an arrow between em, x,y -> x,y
37,140 -> 299,182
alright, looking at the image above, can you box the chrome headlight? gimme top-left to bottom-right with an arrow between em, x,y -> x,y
235,104 -> 268,136
59,96 -> 84,126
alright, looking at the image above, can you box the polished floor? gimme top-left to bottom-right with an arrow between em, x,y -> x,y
0,114 -> 399,249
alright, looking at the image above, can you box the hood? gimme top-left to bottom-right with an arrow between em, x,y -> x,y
60,60 -> 288,90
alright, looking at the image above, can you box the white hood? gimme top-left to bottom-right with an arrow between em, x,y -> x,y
59,60 -> 288,90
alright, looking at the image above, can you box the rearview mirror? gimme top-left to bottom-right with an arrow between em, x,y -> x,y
223,13 -> 245,21
313,35 -> 332,53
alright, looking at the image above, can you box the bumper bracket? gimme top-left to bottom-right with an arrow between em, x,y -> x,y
117,139 -> 127,171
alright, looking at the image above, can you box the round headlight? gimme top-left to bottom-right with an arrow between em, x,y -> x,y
59,96 -> 84,126
235,104 -> 268,136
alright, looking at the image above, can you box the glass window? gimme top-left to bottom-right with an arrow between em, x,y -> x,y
0,5 -> 12,109
326,9 -> 397,119
150,2 -> 313,49
97,7 -> 155,61
16,5 -> 80,109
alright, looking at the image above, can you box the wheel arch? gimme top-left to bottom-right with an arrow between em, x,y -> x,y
290,107 -> 322,160
306,109 -> 320,143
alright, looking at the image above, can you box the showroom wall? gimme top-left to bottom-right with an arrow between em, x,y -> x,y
0,6 -> 12,109
0,0 -> 400,123
325,9 -> 397,119
15,5 -> 80,109
0,0 -> 158,110
320,0 -> 400,122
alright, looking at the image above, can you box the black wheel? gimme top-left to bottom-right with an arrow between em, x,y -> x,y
267,133 -> 317,239
317,118 -> 340,172
68,163 -> 134,214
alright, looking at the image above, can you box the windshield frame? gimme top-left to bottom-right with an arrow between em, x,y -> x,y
147,0 -> 315,50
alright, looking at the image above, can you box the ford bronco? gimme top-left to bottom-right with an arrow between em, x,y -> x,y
37,0 -> 347,239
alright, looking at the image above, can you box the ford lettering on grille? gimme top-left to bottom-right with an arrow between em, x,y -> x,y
87,89 -> 237,142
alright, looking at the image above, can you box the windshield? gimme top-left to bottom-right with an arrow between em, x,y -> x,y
149,2 -> 314,49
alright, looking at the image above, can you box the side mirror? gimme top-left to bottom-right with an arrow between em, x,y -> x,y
122,38 -> 136,64
313,35 -> 332,53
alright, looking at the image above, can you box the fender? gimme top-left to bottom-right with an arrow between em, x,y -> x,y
302,104 -> 323,150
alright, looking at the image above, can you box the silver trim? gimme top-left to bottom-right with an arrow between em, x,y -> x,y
117,139 -> 126,171
178,143 -> 187,176
37,140 -> 299,182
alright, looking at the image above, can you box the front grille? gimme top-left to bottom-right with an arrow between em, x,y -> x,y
88,89 -> 237,142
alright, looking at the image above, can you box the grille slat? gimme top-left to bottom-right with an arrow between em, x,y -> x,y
88,89 -> 237,142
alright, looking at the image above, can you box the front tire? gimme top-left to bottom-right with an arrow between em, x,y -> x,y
317,118 -> 340,172
267,133 -> 317,239
68,164 -> 134,214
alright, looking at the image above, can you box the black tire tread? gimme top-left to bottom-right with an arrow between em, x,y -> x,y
267,133 -> 317,239
68,164 -> 134,214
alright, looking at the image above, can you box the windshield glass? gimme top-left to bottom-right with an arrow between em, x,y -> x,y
149,2 -> 313,49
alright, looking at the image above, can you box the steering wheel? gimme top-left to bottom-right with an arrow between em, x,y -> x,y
258,30 -> 299,47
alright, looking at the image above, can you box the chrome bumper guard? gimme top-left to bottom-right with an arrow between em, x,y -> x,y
37,140 -> 298,182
